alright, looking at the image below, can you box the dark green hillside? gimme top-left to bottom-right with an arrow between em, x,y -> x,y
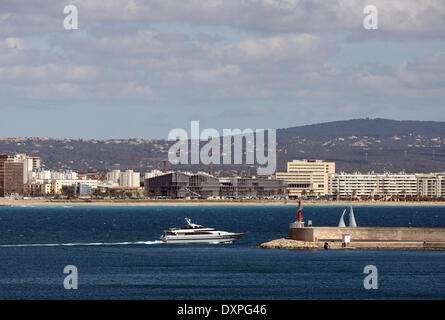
1,119 -> 445,174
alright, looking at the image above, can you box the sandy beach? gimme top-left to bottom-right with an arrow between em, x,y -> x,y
2,199 -> 445,207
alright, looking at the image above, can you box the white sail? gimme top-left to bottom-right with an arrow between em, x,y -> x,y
338,209 -> 346,227
349,206 -> 357,227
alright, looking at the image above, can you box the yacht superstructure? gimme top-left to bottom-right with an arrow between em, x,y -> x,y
160,218 -> 245,244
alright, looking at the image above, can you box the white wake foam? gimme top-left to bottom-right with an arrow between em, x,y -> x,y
0,240 -> 163,247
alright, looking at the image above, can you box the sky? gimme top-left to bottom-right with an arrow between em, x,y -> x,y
1,0 -> 445,139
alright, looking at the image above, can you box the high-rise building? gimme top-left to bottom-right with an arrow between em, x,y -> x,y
0,155 -> 24,197
13,154 -> 41,184
276,159 -> 335,198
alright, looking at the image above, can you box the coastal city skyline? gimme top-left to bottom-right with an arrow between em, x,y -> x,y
1,1 -> 445,138
1,152 -> 445,201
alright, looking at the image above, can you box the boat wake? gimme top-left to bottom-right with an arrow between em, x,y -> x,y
0,240 -> 163,248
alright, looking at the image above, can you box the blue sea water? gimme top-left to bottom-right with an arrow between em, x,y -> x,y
0,205 -> 444,299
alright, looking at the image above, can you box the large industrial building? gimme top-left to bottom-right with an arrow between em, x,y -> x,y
145,172 -> 192,198
219,177 -> 287,199
144,172 -> 287,199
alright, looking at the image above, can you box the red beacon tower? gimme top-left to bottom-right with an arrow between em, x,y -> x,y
294,200 -> 305,228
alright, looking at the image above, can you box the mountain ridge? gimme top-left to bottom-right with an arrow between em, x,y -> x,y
1,118 -> 445,174
278,118 -> 445,138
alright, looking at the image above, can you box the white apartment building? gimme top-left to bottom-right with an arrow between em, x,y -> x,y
276,159 -> 335,197
107,169 -> 140,187
120,170 -> 141,187
329,173 -> 418,199
51,170 -> 78,180
29,177 -> 98,188
416,174 -> 445,198
29,169 -> 77,181
107,170 -> 121,184
56,179 -> 99,188
13,154 -> 41,183
27,167 -> 99,195
32,170 -> 52,180
26,180 -> 62,195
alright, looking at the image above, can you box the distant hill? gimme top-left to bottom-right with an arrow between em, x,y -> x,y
278,118 -> 445,139
1,118 -> 445,175
277,118 -> 445,173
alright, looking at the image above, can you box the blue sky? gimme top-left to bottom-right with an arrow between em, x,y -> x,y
1,0 -> 445,139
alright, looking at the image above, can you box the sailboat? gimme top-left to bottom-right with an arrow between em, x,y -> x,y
349,206 -> 357,228
338,207 -> 358,227
338,209 -> 346,227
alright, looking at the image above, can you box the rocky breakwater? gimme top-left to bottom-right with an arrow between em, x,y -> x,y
259,238 -> 319,250
259,238 -> 445,250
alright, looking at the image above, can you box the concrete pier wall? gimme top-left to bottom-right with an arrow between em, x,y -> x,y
290,227 -> 445,242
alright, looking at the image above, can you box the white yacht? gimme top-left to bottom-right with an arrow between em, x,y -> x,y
160,218 -> 246,244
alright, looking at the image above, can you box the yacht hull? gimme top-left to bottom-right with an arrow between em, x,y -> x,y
161,233 -> 245,244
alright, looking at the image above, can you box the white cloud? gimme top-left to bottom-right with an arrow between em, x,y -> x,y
188,64 -> 240,83
0,64 -> 101,83
395,52 -> 445,89
1,0 -> 444,38
1,1 -> 445,137
202,33 -> 335,63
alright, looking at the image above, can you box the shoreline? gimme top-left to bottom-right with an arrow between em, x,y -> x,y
2,199 -> 445,207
